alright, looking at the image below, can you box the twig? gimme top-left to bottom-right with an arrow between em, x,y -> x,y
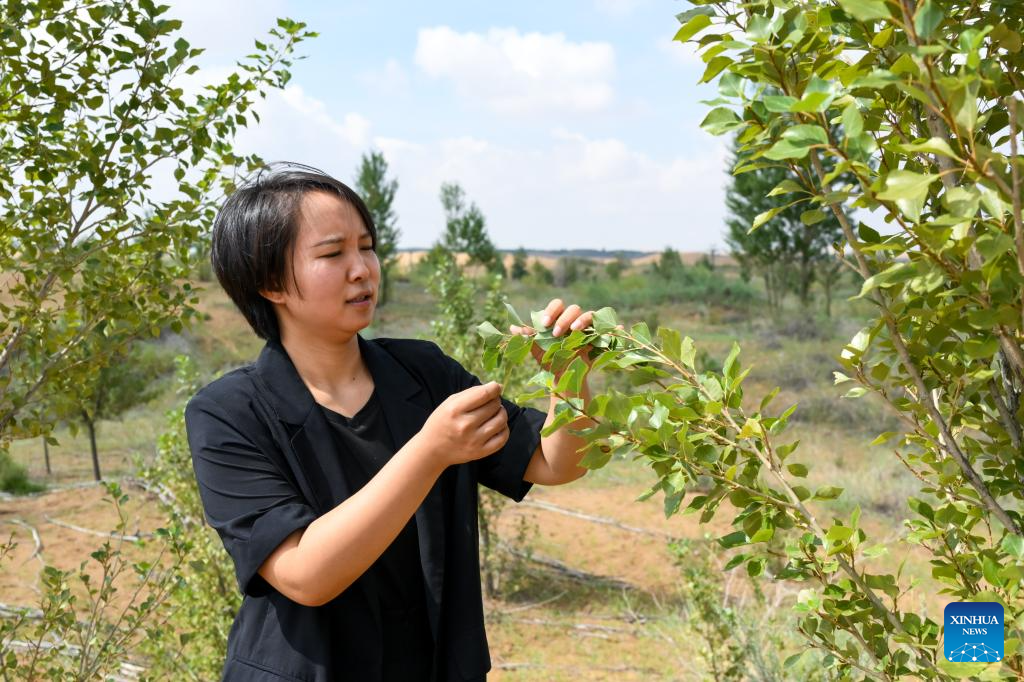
502,617 -> 631,634
491,590 -> 568,614
43,515 -> 151,542
1009,97 -> 1024,331
519,498 -> 679,540
4,519 -> 43,564
496,540 -> 637,592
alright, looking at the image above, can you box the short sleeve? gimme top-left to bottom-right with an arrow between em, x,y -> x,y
184,393 -> 318,597
432,345 -> 547,502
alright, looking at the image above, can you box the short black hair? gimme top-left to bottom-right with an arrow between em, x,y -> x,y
210,162 -> 378,341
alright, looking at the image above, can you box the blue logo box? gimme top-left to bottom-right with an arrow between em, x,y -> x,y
944,602 -> 1004,663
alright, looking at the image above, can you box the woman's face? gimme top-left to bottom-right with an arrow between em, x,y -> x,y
262,190 -> 380,342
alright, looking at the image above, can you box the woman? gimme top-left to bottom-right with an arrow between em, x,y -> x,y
185,163 -> 601,681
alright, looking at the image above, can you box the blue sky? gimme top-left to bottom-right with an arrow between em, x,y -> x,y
167,0 -> 729,252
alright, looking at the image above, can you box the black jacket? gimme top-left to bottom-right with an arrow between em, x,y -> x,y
184,333 -> 546,681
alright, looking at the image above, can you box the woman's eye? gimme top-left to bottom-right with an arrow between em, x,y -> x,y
322,252 -> 340,258
360,246 -> 374,251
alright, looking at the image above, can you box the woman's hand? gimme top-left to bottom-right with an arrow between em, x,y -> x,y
508,298 -> 617,372
418,381 -> 510,467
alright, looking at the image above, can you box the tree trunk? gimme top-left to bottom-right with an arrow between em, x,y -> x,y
799,260 -> 813,308
379,263 -> 393,306
762,271 -> 775,312
42,436 -> 51,475
83,412 -> 101,481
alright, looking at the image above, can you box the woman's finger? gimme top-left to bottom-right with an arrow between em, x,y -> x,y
552,304 -> 582,336
540,298 -> 564,327
569,310 -> 594,332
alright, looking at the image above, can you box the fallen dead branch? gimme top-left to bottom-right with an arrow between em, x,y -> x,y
519,498 -> 681,540
502,617 -> 632,634
43,515 -> 152,542
493,661 -> 660,674
497,541 -> 637,591
4,518 -> 43,564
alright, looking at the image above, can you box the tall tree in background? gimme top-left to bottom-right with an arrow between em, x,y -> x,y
0,1 -> 314,482
510,247 -> 529,280
354,150 -> 401,305
725,137 -> 845,313
438,182 -> 505,277
652,246 -> 685,280
678,0 -> 1024,674
76,339 -> 171,480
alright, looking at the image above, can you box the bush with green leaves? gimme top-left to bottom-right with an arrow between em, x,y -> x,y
133,355 -> 240,680
0,482 -> 189,681
480,293 -> 1021,679
423,245 -> 538,598
492,0 -> 1024,665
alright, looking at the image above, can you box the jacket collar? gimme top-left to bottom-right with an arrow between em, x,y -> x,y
254,333 -> 422,425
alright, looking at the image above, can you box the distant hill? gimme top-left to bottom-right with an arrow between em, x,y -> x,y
393,248 -> 736,271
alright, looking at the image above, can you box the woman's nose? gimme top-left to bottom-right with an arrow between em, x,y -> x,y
348,254 -> 371,280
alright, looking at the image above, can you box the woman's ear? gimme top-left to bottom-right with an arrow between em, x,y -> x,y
259,288 -> 286,305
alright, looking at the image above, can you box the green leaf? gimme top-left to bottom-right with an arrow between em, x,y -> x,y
787,463 -> 808,477
700,107 -> 743,135
504,302 -> 525,326
764,125 -> 829,160
680,336 -> 696,370
842,103 -> 864,138
751,206 -> 784,232
914,0 -> 943,39
674,14 -> 712,42
504,332 -> 533,366
1003,535 -> 1024,559
676,7 -> 716,23
764,95 -> 798,112
700,56 -> 733,84
657,326 -> 682,364
963,337 -> 998,359
895,137 -> 963,161
591,307 -> 619,333
717,531 -> 747,549
869,431 -> 897,446
722,341 -> 741,381
856,261 -> 918,298
876,170 -> 939,222
838,0 -> 892,21
813,485 -> 843,500
767,179 -> 804,197
476,321 -> 502,341
759,386 -> 780,411
800,209 -> 827,225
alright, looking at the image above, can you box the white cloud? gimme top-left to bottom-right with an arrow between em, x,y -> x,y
358,59 -> 411,98
414,26 -> 615,115
279,85 -> 371,146
356,128 -> 729,252
165,0 -> 288,59
223,83 -> 372,183
222,87 -> 729,250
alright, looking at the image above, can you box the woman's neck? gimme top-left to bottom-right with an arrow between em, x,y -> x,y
278,331 -> 368,399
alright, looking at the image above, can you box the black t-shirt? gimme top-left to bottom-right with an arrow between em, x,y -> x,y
320,388 -> 436,682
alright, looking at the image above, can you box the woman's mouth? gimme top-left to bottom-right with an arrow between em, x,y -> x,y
346,294 -> 372,305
